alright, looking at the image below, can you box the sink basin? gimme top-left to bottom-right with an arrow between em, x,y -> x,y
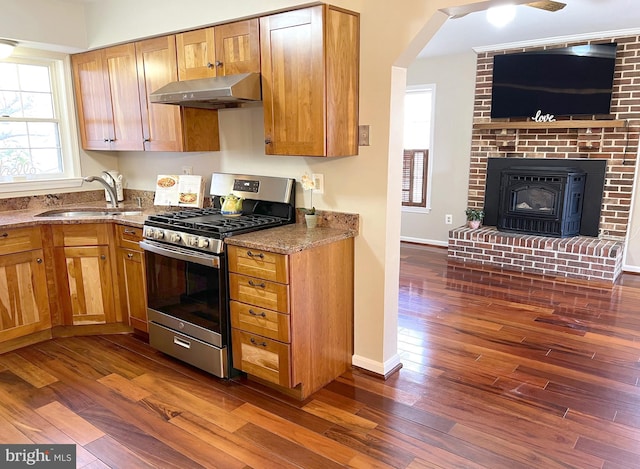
35,208 -> 144,218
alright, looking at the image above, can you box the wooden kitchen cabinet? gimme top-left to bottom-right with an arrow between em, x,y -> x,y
135,35 -> 220,152
0,227 -> 52,344
52,224 -> 118,326
71,44 -> 144,151
228,238 -> 354,399
115,225 -> 147,333
260,5 -> 360,156
72,38 -> 220,152
176,18 -> 260,80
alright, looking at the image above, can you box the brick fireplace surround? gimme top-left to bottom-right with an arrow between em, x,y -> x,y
448,34 -> 640,284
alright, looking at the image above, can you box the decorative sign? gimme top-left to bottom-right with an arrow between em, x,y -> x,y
531,110 -> 556,122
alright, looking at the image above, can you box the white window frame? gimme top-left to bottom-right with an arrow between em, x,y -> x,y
402,84 -> 436,214
0,48 -> 82,194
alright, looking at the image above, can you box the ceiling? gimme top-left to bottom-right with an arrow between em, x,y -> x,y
419,0 -> 640,59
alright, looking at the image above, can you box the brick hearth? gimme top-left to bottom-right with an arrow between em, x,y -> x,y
449,226 -> 623,283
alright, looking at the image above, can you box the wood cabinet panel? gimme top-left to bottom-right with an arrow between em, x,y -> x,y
0,227 -> 42,255
229,273 -> 289,314
227,246 -> 288,283
230,300 -> 289,342
231,328 -> 291,387
260,5 -> 359,157
214,19 -> 260,76
116,247 -> 147,332
0,249 -> 51,342
177,28 -> 216,80
52,224 -> 111,247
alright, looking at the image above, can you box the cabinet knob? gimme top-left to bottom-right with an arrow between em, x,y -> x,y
100,254 -> 106,260
36,258 -> 43,264
207,62 -> 214,68
264,138 -> 272,145
214,60 -> 223,68
103,138 -> 110,143
144,138 -> 150,143
127,253 -> 134,259
1,232 -> 7,237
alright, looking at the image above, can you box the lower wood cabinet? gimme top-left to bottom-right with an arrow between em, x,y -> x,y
114,225 -> 148,332
0,227 -> 52,344
52,224 -> 118,326
228,238 -> 354,399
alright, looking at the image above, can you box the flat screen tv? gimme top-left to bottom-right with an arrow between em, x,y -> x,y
490,43 -> 617,119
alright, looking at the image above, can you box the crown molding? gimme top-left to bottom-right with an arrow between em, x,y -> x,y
473,28 -> 640,54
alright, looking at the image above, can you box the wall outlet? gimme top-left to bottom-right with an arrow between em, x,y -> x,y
445,214 -> 453,225
182,166 -> 193,175
312,173 -> 324,194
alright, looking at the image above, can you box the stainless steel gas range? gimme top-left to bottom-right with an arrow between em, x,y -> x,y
139,173 -> 295,378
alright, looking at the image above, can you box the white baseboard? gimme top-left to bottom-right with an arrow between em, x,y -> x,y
352,353 -> 402,376
400,236 -> 447,247
623,264 -> 640,274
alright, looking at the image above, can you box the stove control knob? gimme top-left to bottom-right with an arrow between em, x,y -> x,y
198,238 -> 210,249
188,236 -> 198,247
152,230 -> 164,240
170,233 -> 181,243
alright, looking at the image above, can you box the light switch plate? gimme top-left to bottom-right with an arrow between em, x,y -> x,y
358,125 -> 370,146
312,173 -> 324,194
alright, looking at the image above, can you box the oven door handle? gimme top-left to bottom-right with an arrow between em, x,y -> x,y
139,240 -> 220,269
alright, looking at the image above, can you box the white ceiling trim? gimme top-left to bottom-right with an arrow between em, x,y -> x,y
473,27 -> 640,54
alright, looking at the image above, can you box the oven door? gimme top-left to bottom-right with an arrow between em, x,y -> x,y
140,239 -> 229,378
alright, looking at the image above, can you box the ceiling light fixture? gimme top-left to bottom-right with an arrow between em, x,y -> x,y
486,5 -> 516,27
0,39 -> 18,59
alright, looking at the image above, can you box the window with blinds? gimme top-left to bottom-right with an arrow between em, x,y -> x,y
403,85 -> 434,209
402,149 -> 428,206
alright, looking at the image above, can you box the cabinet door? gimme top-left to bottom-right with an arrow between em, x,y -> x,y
176,28 -> 217,80
116,247 -> 147,332
136,36 -> 184,152
215,19 -> 260,76
71,50 -> 113,150
260,6 -> 325,156
55,246 -> 116,325
103,44 -> 144,151
0,250 -> 51,342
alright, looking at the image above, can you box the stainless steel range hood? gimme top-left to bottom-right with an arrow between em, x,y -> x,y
149,72 -> 261,109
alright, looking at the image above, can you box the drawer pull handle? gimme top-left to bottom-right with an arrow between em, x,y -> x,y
173,337 -> 191,349
248,280 -> 265,288
249,309 -> 266,318
250,338 -> 267,347
1,233 -> 7,237
124,229 -> 136,235
246,251 -> 264,259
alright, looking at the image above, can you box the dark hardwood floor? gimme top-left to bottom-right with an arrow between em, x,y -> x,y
2,242 -> 640,468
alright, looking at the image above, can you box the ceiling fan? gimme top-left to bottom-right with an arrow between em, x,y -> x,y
445,0 -> 566,20
526,1 -> 566,12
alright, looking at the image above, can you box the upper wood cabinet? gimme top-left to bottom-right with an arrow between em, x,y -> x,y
72,39 -> 220,152
176,19 -> 260,80
260,5 -> 360,157
71,44 -> 144,151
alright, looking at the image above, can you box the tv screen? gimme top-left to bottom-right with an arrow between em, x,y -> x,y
490,43 -> 617,119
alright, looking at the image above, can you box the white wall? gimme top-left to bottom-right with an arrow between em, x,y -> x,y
401,51 -> 477,245
3,0 -> 487,375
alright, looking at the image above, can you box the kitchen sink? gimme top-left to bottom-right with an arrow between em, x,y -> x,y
35,208 -> 144,218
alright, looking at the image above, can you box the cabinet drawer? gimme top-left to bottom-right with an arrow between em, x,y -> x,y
230,300 -> 290,342
228,246 -> 288,283
231,328 -> 291,387
52,224 -> 111,247
0,227 -> 42,255
116,224 -> 143,249
229,273 -> 289,313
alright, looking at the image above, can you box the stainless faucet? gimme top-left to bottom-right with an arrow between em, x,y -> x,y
83,172 -> 119,208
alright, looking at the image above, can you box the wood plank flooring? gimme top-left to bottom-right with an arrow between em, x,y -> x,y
2,242 -> 640,467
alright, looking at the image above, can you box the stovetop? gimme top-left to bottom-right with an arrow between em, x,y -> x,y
145,207 -> 285,237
